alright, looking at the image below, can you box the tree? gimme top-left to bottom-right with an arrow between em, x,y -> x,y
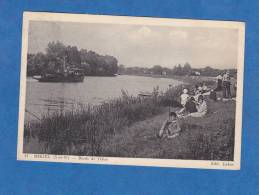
201,66 -> 219,77
26,41 -> 119,76
151,65 -> 163,75
66,46 -> 81,67
182,62 -> 192,75
172,64 -> 183,75
27,52 -> 47,75
45,41 -> 67,71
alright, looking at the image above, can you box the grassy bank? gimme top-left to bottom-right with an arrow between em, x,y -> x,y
101,98 -> 235,160
24,87 -> 182,155
24,77 -> 235,160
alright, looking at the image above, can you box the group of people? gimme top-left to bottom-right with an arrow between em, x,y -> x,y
215,70 -> 236,99
179,88 -> 208,117
158,70 -> 236,139
158,86 -> 209,139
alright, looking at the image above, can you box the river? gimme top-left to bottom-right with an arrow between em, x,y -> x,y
25,75 -> 183,121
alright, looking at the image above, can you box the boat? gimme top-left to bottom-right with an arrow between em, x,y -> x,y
33,57 -> 85,83
33,69 -> 85,83
138,91 -> 153,97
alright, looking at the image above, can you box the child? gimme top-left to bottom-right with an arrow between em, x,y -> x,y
158,112 -> 181,139
178,88 -> 189,114
181,88 -> 189,106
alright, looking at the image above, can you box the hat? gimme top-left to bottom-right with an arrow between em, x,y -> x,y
183,89 -> 188,94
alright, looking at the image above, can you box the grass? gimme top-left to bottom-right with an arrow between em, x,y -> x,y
24,77 -> 236,161
24,88 -> 167,155
100,98 -> 235,160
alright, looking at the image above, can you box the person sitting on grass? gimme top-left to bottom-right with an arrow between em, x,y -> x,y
187,95 -> 207,117
194,85 -> 200,95
158,112 -> 181,139
178,88 -> 189,113
209,89 -> 217,101
201,82 -> 209,93
178,96 -> 197,115
181,88 -> 189,106
194,87 -> 202,101
185,96 -> 198,113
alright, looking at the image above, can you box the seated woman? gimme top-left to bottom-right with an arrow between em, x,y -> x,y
194,87 -> 202,101
158,112 -> 181,139
194,85 -> 200,95
178,96 -> 197,115
187,95 -> 207,117
185,96 -> 198,113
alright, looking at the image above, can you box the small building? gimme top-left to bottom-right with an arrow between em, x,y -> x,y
191,71 -> 201,76
195,71 -> 201,76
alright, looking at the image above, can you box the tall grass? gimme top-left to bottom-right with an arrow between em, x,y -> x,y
97,97 -> 235,161
24,79 -> 220,157
24,87 -> 171,155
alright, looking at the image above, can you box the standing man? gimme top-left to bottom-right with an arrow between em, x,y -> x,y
222,70 -> 231,99
215,73 -> 223,91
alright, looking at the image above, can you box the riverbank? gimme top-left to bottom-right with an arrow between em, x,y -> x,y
101,98 -> 235,160
24,76 -> 235,160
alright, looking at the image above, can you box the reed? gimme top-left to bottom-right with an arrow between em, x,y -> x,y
24,87 -> 172,155
24,79 -> 221,157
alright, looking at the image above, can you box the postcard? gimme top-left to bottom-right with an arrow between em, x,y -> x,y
17,11 -> 245,169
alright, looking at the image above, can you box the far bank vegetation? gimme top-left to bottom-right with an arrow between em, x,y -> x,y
27,41 -> 118,76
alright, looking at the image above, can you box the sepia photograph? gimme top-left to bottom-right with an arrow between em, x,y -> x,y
17,12 -> 245,169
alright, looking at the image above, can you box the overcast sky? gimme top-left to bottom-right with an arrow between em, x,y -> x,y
28,21 -> 238,69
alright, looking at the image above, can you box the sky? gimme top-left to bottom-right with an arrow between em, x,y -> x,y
28,21 -> 239,69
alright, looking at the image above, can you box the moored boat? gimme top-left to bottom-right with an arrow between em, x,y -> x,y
33,68 -> 85,82
138,91 -> 153,97
32,56 -> 85,83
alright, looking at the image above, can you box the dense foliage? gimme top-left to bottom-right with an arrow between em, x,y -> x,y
27,41 -> 118,76
119,63 -> 237,77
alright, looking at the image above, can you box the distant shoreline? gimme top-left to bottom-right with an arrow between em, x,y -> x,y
118,73 -> 216,84
27,73 -> 215,80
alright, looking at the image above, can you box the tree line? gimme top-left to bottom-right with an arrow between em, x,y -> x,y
27,41 -> 118,76
118,63 -> 237,77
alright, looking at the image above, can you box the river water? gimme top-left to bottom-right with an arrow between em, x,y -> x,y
25,75 -> 183,121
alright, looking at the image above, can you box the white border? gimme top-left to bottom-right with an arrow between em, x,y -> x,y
17,11 -> 245,170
